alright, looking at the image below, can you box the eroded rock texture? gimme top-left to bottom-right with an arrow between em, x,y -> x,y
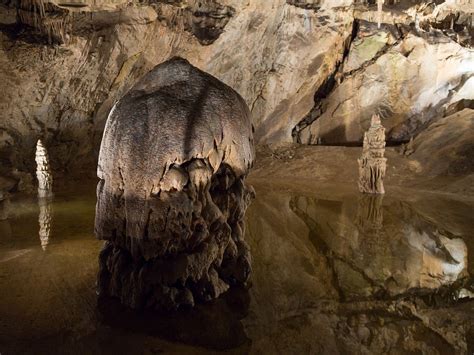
295,9 -> 474,144
0,0 -> 353,183
0,0 -> 472,189
95,57 -> 254,310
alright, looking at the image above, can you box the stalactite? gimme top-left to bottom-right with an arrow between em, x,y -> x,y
35,139 -> 53,198
18,0 -> 71,44
358,114 -> 387,194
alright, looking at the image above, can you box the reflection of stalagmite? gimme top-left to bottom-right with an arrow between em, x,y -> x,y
95,58 -> 254,311
0,191 -> 9,220
355,194 -> 383,233
358,114 -> 387,194
35,139 -> 53,198
38,197 -> 52,251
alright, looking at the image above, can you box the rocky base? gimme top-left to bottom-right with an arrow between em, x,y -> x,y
97,163 -> 254,311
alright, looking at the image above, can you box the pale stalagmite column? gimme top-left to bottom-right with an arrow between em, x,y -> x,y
377,0 -> 384,29
35,139 -> 53,198
358,114 -> 387,194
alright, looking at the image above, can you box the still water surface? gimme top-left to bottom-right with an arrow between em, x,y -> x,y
0,183 -> 473,354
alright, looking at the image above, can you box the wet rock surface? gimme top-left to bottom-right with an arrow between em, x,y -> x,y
95,58 -> 254,310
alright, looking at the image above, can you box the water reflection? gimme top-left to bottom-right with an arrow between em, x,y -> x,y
0,191 -> 10,220
0,219 -> 12,240
0,184 -> 473,354
97,286 -> 251,351
244,187 -> 473,354
38,197 -> 52,250
290,193 -> 469,299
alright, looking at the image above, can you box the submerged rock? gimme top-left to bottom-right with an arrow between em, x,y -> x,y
95,57 -> 254,310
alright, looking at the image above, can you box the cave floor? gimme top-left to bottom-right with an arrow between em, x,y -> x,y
1,146 -> 473,354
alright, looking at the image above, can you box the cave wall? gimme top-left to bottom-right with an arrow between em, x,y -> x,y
0,0 -> 472,182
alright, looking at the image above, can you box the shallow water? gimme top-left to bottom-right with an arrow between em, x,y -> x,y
0,183 -> 473,354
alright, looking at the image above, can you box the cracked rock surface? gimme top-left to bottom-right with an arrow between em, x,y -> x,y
95,57 -> 254,310
294,17 -> 474,145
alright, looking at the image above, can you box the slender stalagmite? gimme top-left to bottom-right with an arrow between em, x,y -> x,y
377,0 -> 383,29
358,114 -> 387,194
35,139 -> 53,198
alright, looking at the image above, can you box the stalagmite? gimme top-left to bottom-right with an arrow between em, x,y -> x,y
95,57 -> 254,311
377,0 -> 383,29
35,139 -> 53,198
38,198 -> 52,250
358,114 -> 387,194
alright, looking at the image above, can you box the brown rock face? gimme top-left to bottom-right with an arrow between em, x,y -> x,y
95,57 -> 255,310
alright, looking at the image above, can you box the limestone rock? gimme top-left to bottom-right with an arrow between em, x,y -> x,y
0,0 -> 473,178
410,108 -> 474,177
0,0 -> 353,175
296,21 -> 474,145
95,57 -> 255,310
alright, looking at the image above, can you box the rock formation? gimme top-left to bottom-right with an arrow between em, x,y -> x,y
410,108 -> 474,178
38,197 -> 52,250
377,0 -> 383,29
95,57 -> 255,311
35,139 -> 53,198
1,0 -> 472,178
358,114 -> 387,194
295,14 -> 474,145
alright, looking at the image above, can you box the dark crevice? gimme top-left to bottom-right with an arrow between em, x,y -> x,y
292,19 -> 359,143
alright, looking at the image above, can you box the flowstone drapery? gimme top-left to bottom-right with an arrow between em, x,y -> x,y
358,114 -> 387,194
35,139 -> 53,198
95,57 -> 254,311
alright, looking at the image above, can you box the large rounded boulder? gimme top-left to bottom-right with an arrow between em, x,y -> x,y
95,57 -> 254,310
